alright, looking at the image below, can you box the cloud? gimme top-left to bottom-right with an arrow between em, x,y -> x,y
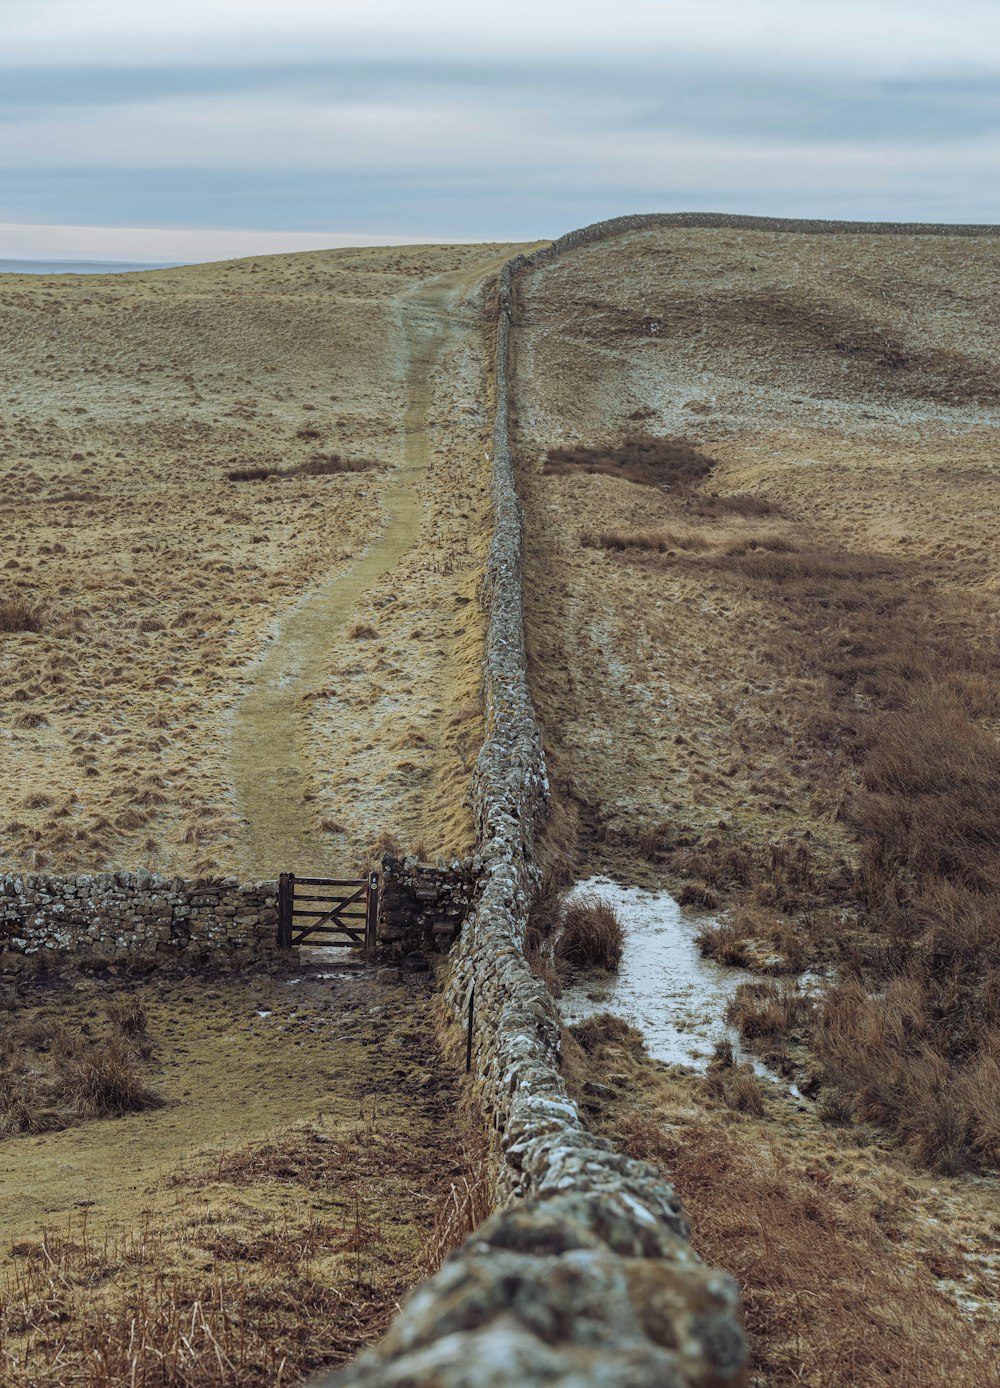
1,1 -> 998,250
4,0 -> 1000,72
2,60 -> 998,170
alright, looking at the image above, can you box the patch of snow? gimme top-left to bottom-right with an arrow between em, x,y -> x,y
558,876 -> 795,1089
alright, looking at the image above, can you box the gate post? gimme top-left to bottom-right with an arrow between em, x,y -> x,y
365,872 -> 379,955
277,872 -> 294,949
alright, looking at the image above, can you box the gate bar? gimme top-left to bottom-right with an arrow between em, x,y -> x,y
294,877 -> 369,888
277,871 -> 379,954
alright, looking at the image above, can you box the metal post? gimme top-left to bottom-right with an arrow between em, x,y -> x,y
465,984 -> 475,1074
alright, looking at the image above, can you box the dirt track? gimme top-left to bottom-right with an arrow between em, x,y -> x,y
229,264 -> 500,875
0,244 -> 518,877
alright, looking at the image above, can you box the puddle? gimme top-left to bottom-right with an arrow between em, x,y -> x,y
557,876 -> 797,1089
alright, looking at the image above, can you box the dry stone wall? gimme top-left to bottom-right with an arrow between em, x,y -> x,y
0,870 -> 279,963
377,853 -> 479,955
326,212 -> 1000,1387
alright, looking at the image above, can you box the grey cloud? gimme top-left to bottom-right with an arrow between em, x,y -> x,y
2,31 -> 998,245
2,59 -> 999,144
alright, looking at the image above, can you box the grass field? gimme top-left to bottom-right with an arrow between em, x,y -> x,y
517,225 -> 1000,1378
0,963 -> 471,1385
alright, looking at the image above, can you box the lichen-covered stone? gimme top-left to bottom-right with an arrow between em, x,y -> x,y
317,218 -> 754,1388
0,871 -> 280,962
377,855 -> 477,955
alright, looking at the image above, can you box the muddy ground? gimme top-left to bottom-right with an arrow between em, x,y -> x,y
0,958 -> 467,1384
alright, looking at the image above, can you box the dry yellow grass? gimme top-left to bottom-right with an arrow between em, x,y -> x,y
0,243 -> 519,878
0,966 -> 470,1384
516,225 -> 1000,1366
564,1017 -> 1000,1388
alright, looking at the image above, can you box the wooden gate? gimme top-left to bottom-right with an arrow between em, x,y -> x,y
277,872 -> 378,952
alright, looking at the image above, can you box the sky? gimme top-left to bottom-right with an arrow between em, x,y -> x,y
2,0 -> 999,262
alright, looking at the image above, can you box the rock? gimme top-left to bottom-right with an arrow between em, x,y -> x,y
375,967 -> 401,985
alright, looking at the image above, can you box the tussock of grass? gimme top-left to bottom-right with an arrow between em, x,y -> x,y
677,881 -> 721,909
726,980 -> 812,1041
554,895 -> 625,971
226,464 -> 272,482
698,907 -> 806,973
703,1042 -> 767,1116
104,994 -> 149,1041
584,526 -> 713,553
0,597 -> 43,633
421,1138 -> 493,1274
63,1040 -> 164,1120
570,1012 -> 646,1055
0,997 -> 162,1136
695,916 -> 749,967
295,453 -> 378,476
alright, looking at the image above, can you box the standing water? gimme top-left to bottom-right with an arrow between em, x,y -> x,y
558,876 -> 794,1086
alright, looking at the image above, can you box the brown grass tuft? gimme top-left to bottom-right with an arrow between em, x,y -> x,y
555,895 -> 625,970
227,455 -> 376,483
421,1140 -> 493,1274
696,916 -> 749,966
726,981 -> 812,1041
294,453 -> 377,476
703,1043 -> 768,1115
62,1040 -> 164,1120
1,1001 -> 162,1136
545,434 -> 716,489
103,994 -> 149,1041
570,1012 -> 646,1056
226,465 -> 272,481
0,597 -> 43,633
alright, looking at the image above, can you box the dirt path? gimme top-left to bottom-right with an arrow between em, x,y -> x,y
229,268 -> 489,878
